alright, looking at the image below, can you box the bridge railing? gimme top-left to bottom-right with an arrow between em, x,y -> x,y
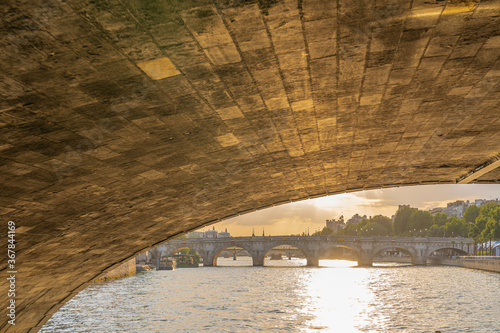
166,236 -> 473,243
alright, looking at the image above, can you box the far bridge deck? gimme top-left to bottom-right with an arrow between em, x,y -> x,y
157,236 -> 473,266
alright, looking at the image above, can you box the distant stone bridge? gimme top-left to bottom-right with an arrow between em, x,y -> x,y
158,236 -> 473,267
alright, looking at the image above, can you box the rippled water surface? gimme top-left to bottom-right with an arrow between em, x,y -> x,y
41,260 -> 500,332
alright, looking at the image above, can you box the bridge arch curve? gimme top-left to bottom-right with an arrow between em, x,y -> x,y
427,246 -> 469,257
212,245 -> 254,266
262,243 -> 308,266
2,0 -> 498,328
167,246 -> 204,256
156,243 -> 207,264
372,246 -> 417,265
318,244 -> 360,264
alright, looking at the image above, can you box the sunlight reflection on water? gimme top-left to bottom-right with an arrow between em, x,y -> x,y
41,261 -> 500,332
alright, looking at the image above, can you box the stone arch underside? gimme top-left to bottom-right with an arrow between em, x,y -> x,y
319,245 -> 360,257
427,246 -> 470,256
262,243 -> 307,257
212,245 -> 254,266
1,0 -> 500,331
262,243 -> 308,264
318,245 -> 360,263
372,246 -> 417,263
166,246 -> 204,258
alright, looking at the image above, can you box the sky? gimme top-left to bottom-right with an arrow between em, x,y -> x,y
197,184 -> 500,237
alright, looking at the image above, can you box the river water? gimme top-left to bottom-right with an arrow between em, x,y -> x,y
41,259 -> 500,332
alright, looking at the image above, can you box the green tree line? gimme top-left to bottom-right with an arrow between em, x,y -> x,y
312,202 -> 500,241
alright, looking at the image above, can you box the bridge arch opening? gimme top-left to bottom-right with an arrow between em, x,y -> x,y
169,247 -> 203,267
264,245 -> 307,267
429,247 -> 468,258
318,246 -> 359,267
37,183 -> 494,331
214,246 -> 253,266
372,247 -> 414,266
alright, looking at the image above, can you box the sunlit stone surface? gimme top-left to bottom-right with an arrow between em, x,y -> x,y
0,0 -> 500,331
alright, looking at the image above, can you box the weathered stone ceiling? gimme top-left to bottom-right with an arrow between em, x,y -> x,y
0,0 -> 499,331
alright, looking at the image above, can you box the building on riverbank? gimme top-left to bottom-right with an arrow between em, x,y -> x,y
429,198 -> 500,218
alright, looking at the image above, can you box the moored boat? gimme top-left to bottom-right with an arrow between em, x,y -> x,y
172,254 -> 199,268
270,253 -> 283,260
158,257 -> 177,270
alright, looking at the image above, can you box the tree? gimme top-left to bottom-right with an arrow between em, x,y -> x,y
339,215 -> 392,236
393,206 -> 416,235
317,226 -> 335,236
481,218 -> 500,240
428,224 -> 445,237
408,210 -> 434,233
371,215 -> 393,234
178,248 -> 200,263
468,223 -> 481,240
479,202 -> 500,222
356,217 -> 370,230
433,213 -> 448,226
470,202 -> 500,241
361,222 -> 388,236
341,222 -> 358,236
463,205 -> 480,224
491,220 -> 500,240
444,216 -> 469,237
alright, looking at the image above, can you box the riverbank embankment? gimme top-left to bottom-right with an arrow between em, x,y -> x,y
428,256 -> 500,273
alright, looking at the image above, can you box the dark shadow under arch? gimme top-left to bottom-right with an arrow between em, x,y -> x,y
319,245 -> 359,261
373,247 -> 414,265
214,246 -> 253,266
168,247 -> 203,266
264,244 -> 307,267
429,247 -> 468,257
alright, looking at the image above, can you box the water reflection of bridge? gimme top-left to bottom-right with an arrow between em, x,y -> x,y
157,236 -> 473,267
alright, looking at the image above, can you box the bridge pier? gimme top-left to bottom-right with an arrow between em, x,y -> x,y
203,260 -> 214,267
204,252 -> 217,267
251,252 -> 265,266
357,257 -> 373,267
413,255 -> 427,266
358,251 -> 373,267
412,248 -> 428,265
306,256 -> 319,267
197,253 -> 210,267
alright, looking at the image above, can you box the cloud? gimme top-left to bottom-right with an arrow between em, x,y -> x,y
224,200 -> 336,227
206,184 -> 500,236
420,200 -> 450,210
358,198 -> 396,208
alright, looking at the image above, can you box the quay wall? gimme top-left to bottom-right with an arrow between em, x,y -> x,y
460,257 -> 500,273
373,257 -> 411,263
96,258 -> 136,281
428,257 -> 500,273
428,258 -> 465,267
